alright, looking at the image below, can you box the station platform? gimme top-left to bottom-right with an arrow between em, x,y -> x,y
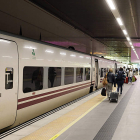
2,76 -> 140,140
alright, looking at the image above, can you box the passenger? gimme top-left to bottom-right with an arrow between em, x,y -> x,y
48,67 -> 56,87
32,67 -> 43,90
107,68 -> 116,98
116,67 -> 125,95
126,68 -> 129,77
128,69 -> 133,83
102,73 -> 108,88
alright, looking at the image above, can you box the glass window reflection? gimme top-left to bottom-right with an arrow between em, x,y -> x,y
76,68 -> 83,82
65,68 -> 74,85
48,67 -> 61,88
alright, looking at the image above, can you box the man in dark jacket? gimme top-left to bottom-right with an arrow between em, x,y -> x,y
116,67 -> 125,95
107,68 -> 116,98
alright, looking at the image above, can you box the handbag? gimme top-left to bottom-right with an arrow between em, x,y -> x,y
101,88 -> 106,96
102,78 -> 108,85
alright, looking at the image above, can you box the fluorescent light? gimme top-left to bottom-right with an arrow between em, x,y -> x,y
123,30 -> 127,35
79,56 -> 84,58
60,52 -> 66,55
45,50 -> 54,53
116,18 -> 123,26
131,46 -> 134,48
129,42 -> 132,45
0,39 -> 11,43
106,0 -> 116,10
126,37 -> 130,41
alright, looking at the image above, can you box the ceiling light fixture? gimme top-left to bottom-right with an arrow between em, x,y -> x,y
116,18 -> 123,26
106,0 -> 116,10
123,30 -> 127,35
126,37 -> 130,41
129,42 -> 132,45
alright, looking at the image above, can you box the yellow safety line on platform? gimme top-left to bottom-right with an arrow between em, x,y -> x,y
21,94 -> 107,140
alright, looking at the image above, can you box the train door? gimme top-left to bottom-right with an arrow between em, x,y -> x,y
0,39 -> 18,130
95,59 -> 98,89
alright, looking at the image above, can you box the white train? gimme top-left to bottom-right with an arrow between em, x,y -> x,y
0,32 -> 126,132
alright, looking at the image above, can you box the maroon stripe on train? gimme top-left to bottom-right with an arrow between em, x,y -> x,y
17,85 -> 90,110
18,82 -> 91,102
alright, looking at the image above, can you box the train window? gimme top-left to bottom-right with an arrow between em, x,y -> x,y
23,67 -> 43,93
84,68 -> 90,80
65,68 -> 74,85
48,67 -> 61,88
5,67 -> 13,89
100,68 -> 104,77
107,68 -> 109,72
76,68 -> 83,82
104,68 -> 107,77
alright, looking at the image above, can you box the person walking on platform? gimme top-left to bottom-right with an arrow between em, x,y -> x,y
116,67 -> 125,95
102,73 -> 108,88
107,68 -> 116,98
128,69 -> 133,83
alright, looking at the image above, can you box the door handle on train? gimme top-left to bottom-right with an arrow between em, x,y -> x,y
0,93 -> 1,97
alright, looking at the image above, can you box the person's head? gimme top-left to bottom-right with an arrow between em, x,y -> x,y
109,68 -> 113,72
119,67 -> 123,71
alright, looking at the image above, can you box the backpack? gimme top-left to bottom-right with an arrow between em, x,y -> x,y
107,72 -> 113,83
117,71 -> 123,81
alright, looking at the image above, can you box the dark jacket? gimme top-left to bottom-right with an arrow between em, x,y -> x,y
107,72 -> 116,87
116,71 -> 126,81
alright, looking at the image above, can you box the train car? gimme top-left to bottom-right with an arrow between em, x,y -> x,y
0,32 -> 124,132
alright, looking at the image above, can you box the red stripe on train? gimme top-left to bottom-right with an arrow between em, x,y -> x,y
17,84 -> 90,110
18,82 -> 91,102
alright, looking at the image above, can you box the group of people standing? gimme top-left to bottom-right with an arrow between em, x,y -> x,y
102,67 -> 134,98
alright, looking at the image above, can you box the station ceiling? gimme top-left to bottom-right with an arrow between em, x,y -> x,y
29,0 -> 140,63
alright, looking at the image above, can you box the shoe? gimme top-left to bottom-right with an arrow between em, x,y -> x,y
120,93 -> 122,94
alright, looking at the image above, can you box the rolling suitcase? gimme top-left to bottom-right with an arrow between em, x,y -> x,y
124,77 -> 128,84
109,92 -> 118,103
